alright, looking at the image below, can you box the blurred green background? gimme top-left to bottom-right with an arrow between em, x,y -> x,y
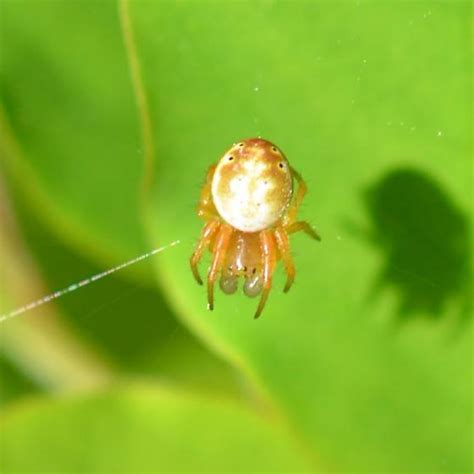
0,1 -> 472,472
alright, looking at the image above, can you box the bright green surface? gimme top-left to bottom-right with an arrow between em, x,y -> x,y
2,185 -> 240,393
0,1 -> 471,473
1,387 -> 314,473
1,0 -> 145,261
136,2 -> 472,472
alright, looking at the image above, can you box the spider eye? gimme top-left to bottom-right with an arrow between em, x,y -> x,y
238,143 -> 244,147
278,162 -> 285,169
228,156 -> 234,161
272,146 -> 278,152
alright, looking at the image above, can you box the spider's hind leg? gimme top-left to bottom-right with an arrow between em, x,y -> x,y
196,165 -> 218,221
283,167 -> 321,241
286,221 -> 321,241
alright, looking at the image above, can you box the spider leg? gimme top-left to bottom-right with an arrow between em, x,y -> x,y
254,230 -> 277,319
207,224 -> 233,311
286,221 -> 321,241
282,166 -> 308,226
282,167 -> 321,241
274,227 -> 296,293
197,164 -> 218,220
190,220 -> 220,285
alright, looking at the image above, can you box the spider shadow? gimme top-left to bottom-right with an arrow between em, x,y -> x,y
355,168 -> 471,324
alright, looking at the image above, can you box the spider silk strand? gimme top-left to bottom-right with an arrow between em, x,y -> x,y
0,240 -> 180,324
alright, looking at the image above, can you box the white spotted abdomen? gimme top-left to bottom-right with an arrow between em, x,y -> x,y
211,153 -> 293,232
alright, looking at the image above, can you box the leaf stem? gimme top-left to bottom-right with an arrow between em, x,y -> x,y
118,0 -> 155,200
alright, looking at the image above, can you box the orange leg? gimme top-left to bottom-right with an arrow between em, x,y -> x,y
283,167 -> 321,240
283,166 -> 308,225
254,230 -> 277,319
274,228 -> 295,293
197,165 -> 218,220
207,224 -> 233,311
286,221 -> 321,241
190,220 -> 220,285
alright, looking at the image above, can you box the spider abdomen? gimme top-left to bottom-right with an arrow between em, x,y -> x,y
211,138 -> 293,232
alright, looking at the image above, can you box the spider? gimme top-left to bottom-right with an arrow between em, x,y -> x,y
190,138 -> 320,318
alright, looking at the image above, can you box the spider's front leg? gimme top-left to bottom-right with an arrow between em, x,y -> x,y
274,227 -> 296,293
190,164 -> 221,285
207,224 -> 233,310
254,230 -> 277,319
190,220 -> 220,284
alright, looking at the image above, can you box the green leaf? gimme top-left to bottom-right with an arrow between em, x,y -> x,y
0,0 -> 240,414
1,164 -> 240,398
129,1 -> 472,472
0,355 -> 40,406
1,1 -> 471,472
0,386 -> 314,473
0,0 -> 146,262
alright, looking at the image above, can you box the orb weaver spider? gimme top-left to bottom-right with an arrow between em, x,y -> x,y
190,138 -> 320,318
